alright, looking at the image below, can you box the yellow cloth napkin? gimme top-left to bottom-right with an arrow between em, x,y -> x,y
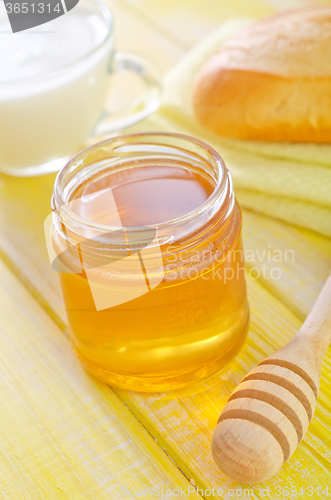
127,18 -> 331,237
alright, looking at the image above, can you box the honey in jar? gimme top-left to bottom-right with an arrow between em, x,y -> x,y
50,133 -> 249,391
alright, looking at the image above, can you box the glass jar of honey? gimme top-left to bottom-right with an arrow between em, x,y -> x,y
50,133 -> 249,391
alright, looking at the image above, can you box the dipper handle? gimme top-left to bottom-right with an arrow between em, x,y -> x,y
212,274 -> 331,483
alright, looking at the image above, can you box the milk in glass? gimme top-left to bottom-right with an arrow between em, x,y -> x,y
0,1 -> 113,172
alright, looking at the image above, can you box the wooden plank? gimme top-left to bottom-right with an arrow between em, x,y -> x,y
0,111 -> 330,496
118,0 -> 324,54
107,0 -> 184,73
0,259 -> 201,499
1,175 -> 330,497
266,0 -> 326,8
0,0 -> 330,496
0,150 -> 330,494
0,173 -> 66,326
117,0 -> 276,49
113,278 -> 331,499
241,210 -> 331,320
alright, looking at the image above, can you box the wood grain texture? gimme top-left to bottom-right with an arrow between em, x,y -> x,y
0,142 -> 330,497
0,0 -> 330,497
108,0 -> 185,73
0,260 -> 201,499
241,211 -> 331,320
118,0 -> 276,49
114,279 -> 331,497
116,0 -> 323,51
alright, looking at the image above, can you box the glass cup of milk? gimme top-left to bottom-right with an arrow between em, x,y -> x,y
0,0 -> 161,176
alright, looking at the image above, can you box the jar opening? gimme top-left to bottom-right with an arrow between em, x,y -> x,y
52,133 -> 234,246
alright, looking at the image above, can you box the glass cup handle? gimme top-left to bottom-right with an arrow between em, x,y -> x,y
94,51 -> 162,136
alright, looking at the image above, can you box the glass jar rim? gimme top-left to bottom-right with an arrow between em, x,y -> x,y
52,132 -> 234,245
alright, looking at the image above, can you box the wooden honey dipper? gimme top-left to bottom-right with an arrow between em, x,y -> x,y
212,274 -> 331,484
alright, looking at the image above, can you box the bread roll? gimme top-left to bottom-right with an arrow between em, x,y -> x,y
193,8 -> 331,143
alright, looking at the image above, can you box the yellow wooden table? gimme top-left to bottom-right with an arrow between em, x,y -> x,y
1,1 -> 331,498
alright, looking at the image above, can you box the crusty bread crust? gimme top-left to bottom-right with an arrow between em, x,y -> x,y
193,8 -> 331,143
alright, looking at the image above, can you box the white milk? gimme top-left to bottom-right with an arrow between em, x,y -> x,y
0,1 -> 113,173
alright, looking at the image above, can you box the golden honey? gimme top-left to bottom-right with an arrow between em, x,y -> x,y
51,133 -> 249,391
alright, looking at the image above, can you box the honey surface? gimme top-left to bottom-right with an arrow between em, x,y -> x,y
75,164 -> 214,226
